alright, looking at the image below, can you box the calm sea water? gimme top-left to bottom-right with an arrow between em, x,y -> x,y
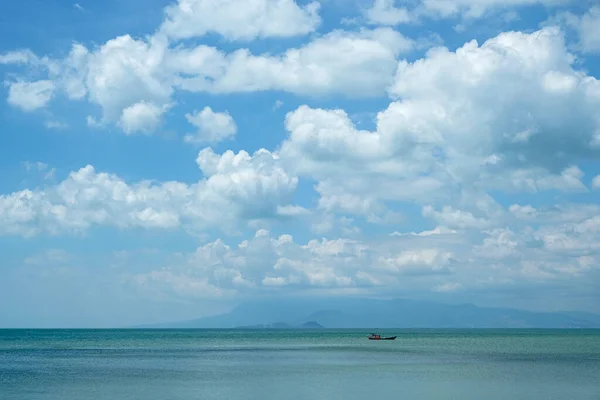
1,329 -> 599,399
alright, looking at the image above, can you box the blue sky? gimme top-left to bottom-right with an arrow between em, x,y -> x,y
1,0 -> 600,327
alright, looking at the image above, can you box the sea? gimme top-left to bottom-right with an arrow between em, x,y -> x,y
1,329 -> 599,399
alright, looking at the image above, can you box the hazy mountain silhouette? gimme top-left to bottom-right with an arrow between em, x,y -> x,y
233,321 -> 325,329
133,298 -> 600,329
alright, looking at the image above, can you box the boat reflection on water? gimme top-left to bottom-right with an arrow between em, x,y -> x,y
367,333 -> 397,341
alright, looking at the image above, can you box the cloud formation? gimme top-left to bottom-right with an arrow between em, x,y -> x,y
0,148 -> 299,236
553,6 -> 600,53
2,27 -> 413,134
184,107 -> 237,144
1,0 -> 599,319
364,0 -> 573,23
159,0 -> 321,41
7,80 -> 55,111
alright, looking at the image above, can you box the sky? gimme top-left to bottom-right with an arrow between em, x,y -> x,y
1,0 -> 600,328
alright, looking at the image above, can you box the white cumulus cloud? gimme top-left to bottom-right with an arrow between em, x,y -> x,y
0,148 -> 299,237
1,26 -> 413,131
119,101 -> 170,135
184,107 -> 237,144
159,0 -> 321,41
7,80 -> 55,111
276,27 -> 599,225
365,0 -> 412,25
171,27 -> 414,97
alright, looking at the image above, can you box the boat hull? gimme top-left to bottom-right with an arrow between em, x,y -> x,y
368,336 -> 397,340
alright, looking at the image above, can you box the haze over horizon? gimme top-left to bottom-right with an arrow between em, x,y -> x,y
2,0 -> 600,328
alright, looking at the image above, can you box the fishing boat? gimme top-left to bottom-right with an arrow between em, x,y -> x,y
368,332 -> 397,340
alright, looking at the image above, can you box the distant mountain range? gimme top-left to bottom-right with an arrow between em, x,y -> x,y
133,297 -> 600,329
234,321 -> 325,330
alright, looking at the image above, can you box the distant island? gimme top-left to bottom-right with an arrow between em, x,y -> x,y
234,321 -> 325,329
132,297 -> 600,329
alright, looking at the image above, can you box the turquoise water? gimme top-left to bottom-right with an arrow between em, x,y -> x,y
1,329 -> 599,399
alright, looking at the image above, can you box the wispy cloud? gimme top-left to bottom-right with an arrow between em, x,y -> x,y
45,120 -> 68,129
23,161 -> 56,180
272,100 -> 284,111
